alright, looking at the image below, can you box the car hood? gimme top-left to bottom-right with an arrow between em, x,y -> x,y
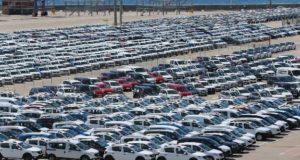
28,147 -> 42,152
192,152 -> 207,157
86,148 -> 99,154
139,150 -> 156,155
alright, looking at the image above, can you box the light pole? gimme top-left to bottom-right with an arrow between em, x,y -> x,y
114,0 -> 118,25
119,0 -> 123,25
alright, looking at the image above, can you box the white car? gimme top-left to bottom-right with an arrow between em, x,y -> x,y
46,139 -> 100,160
159,89 -> 181,99
25,137 -> 49,155
0,139 -> 43,160
105,81 -> 123,93
179,142 -> 224,160
157,71 -> 173,82
275,87 -> 293,101
156,144 -> 211,160
104,144 -> 156,160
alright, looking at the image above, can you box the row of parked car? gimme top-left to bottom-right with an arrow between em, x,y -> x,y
0,85 -> 299,160
0,8 -> 300,86
28,42 -> 297,99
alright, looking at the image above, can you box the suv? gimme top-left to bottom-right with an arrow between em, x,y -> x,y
0,139 -> 43,160
104,143 -> 156,160
46,139 -> 100,160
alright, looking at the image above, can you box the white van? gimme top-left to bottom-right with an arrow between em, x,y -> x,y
277,67 -> 300,80
46,139 -> 99,160
0,102 -> 19,113
125,66 -> 148,74
0,97 -> 21,105
0,139 -> 42,160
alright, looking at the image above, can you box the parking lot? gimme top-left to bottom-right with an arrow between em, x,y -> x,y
0,7 -> 300,160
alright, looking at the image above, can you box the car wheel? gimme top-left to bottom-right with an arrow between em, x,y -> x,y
157,156 -> 166,160
81,155 -> 90,160
256,133 -> 264,141
23,154 -> 33,160
136,156 -> 145,160
48,154 -> 56,160
189,158 -> 198,160
104,155 -> 114,160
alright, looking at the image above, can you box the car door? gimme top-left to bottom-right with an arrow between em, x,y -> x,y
122,147 -> 135,160
38,140 -> 47,155
0,143 -> 12,158
11,143 -> 23,158
49,142 -> 66,158
67,143 -> 82,159
244,123 -> 255,134
175,147 -> 187,160
162,147 -> 176,159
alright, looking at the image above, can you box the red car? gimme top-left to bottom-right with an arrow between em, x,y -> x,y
119,77 -> 140,88
114,78 -> 133,92
167,83 -> 192,97
94,82 -> 113,97
149,72 -> 164,84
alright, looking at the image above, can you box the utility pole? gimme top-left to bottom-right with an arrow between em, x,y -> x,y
114,0 -> 118,25
119,0 -> 123,25
269,0 -> 272,8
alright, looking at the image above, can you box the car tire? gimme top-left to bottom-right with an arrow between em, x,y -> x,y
256,133 -> 264,141
48,154 -> 56,160
81,155 -> 90,160
189,158 -> 198,160
104,155 -> 114,160
23,153 -> 33,160
136,156 -> 145,160
157,156 -> 166,160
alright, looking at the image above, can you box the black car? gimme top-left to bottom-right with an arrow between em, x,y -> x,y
133,85 -> 158,98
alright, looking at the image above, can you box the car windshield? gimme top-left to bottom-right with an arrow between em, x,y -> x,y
194,84 -> 203,88
182,146 -> 196,154
239,89 -> 249,93
131,145 -> 142,152
277,89 -> 287,93
292,70 -> 300,76
269,90 -> 278,95
231,91 -> 239,96
167,90 -> 178,94
250,122 -> 258,128
201,144 -> 211,151
278,76 -> 295,82
76,142 -> 89,150
110,82 -> 119,86
260,91 -> 271,97
19,142 -> 31,149
22,128 -> 32,133
222,134 -> 233,141
134,68 -> 147,72
148,142 -> 160,149
159,72 -> 167,75
143,75 -> 151,79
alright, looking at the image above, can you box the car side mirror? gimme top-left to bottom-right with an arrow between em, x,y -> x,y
184,152 -> 188,155
130,150 -> 135,153
18,147 -> 22,150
